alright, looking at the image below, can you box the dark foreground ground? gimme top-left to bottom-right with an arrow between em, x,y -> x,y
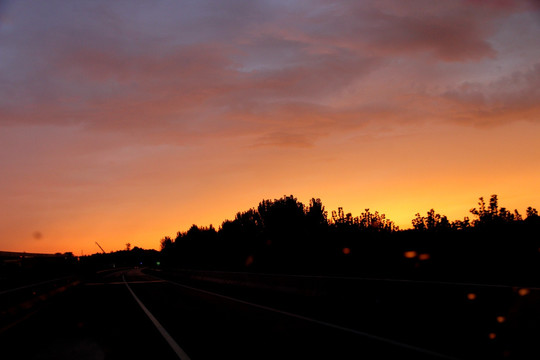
1,268 -> 539,359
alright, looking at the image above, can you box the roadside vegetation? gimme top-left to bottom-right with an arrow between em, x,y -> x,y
5,194 -> 538,286
159,194 -> 540,285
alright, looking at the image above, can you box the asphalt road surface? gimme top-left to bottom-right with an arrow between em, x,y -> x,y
1,268 -> 538,359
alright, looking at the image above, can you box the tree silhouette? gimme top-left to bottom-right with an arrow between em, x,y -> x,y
526,206 -> 538,219
154,193 -> 539,283
412,209 -> 449,231
160,236 -> 173,251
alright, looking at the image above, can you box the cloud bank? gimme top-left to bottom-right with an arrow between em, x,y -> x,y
1,0 -> 539,147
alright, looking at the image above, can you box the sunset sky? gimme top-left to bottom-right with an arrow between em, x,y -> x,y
1,0 -> 540,255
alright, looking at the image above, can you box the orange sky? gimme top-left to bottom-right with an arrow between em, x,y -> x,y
1,0 -> 540,255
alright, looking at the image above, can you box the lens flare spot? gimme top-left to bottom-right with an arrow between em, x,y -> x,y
489,333 -> 496,340
467,293 -> 476,300
497,316 -> 506,323
404,251 -> 417,259
342,247 -> 351,255
418,253 -> 430,260
518,288 -> 530,296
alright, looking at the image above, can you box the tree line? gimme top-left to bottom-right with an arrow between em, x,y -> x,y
159,194 -> 540,285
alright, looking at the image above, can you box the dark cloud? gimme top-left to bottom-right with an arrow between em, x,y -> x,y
443,63 -> 540,125
290,0 -> 534,62
0,0 -> 539,144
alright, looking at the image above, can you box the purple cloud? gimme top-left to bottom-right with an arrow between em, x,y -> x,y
1,0 -> 539,145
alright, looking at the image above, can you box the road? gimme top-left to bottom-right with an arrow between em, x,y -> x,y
1,268 -> 538,359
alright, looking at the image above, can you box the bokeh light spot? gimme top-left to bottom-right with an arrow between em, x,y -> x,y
404,251 -> 417,259
518,288 -> 530,296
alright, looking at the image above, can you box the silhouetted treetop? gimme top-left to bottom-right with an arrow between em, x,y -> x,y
412,209 -> 450,232
469,194 -> 531,227
157,193 -> 539,278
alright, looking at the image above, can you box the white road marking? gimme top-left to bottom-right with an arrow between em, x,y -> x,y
123,274 -> 191,360
164,278 -> 461,360
86,280 -> 166,286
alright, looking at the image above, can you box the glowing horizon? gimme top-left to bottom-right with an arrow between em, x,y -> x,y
1,0 -> 539,255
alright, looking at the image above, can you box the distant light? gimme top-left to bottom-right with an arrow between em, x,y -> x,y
245,255 -> 254,267
139,262 -> 143,265
342,247 -> 351,255
489,333 -> 496,340
518,288 -> 530,296
156,261 -> 161,266
404,251 -> 417,259
467,293 -> 476,300
418,253 -> 430,261
496,316 -> 506,323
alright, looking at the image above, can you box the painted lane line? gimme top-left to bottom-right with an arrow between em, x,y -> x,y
123,275 -> 191,360
86,280 -> 166,286
165,278 -> 460,360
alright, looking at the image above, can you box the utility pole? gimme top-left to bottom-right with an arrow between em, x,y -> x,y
95,242 -> 106,254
